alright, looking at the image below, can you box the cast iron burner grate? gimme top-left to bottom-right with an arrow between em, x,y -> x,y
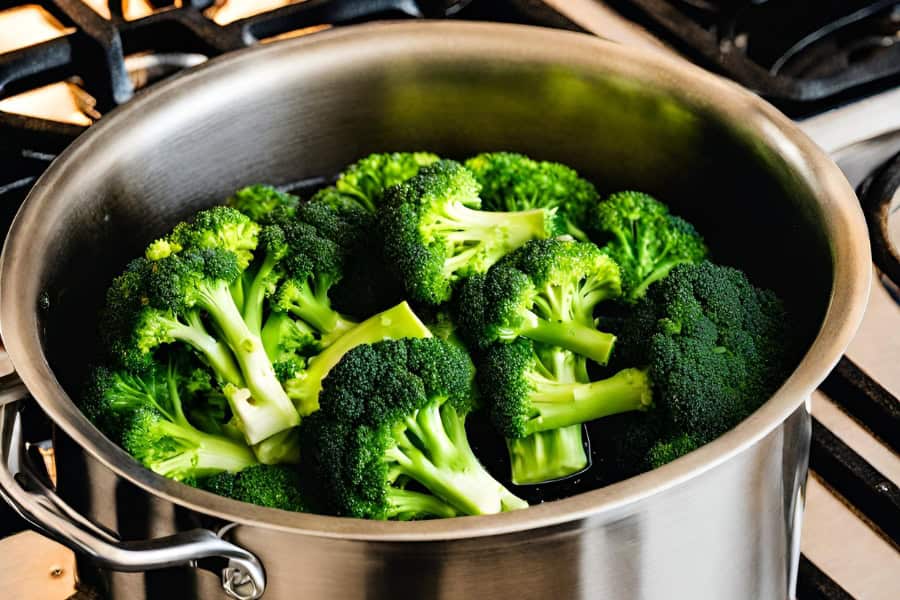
1,2 -> 899,598
606,0 -> 900,113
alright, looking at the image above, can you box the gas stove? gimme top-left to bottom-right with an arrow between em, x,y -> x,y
0,2 -> 898,599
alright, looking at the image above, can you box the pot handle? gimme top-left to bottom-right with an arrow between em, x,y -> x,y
0,385 -> 266,600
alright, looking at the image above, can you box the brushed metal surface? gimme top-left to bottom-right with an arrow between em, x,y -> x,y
0,22 -> 871,599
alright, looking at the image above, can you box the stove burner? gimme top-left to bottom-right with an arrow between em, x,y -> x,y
859,151 -> 900,295
0,0 -> 463,156
614,0 -> 900,109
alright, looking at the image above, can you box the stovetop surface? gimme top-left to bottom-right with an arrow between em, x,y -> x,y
0,2 -> 898,599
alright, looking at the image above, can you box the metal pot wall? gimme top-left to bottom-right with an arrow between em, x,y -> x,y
0,22 -> 870,600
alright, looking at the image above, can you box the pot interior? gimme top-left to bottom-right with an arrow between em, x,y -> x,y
9,24 -> 840,516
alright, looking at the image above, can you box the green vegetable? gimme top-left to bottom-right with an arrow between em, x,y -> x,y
465,152 -> 598,241
83,356 -> 257,481
199,464 -> 306,512
380,160 -> 560,305
227,185 -> 300,225
454,239 -> 621,365
303,338 -> 527,519
593,191 -> 707,302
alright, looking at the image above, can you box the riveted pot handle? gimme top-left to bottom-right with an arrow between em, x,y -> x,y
0,394 -> 266,600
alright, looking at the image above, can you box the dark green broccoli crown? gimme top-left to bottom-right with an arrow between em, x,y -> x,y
465,152 -> 598,234
336,152 -> 441,212
477,338 -> 541,438
226,464 -> 306,512
317,337 -> 477,427
199,471 -> 237,497
102,258 -> 157,368
379,160 -> 482,300
279,221 -> 344,283
632,261 -> 789,441
480,265 -> 536,342
647,432 -> 701,468
384,159 -> 482,213
147,249 -> 241,313
302,416 -> 396,518
594,191 -> 707,301
167,206 -> 260,269
227,185 -> 299,225
257,224 -> 288,262
305,338 -> 478,518
296,197 -> 371,252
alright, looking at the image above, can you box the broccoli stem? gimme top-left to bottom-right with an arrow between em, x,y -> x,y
146,419 -> 258,480
389,402 -> 527,515
285,301 -> 432,415
243,249 -> 282,335
518,313 -> 616,366
630,258 -> 690,301
251,429 -> 301,465
386,488 -> 459,520
169,314 -> 243,387
509,346 -> 589,485
507,426 -> 588,485
441,202 -> 551,247
281,278 -> 356,340
197,282 -> 299,444
432,203 -> 552,275
523,367 -> 653,436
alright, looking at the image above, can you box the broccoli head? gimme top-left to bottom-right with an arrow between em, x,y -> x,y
455,239 -> 622,365
480,338 -> 652,439
465,152 -> 598,241
84,356 -> 257,481
313,152 -> 440,214
617,260 -> 790,444
593,191 -> 707,302
303,337 -> 526,519
227,185 -> 299,225
380,160 -> 560,305
199,464 -> 306,512
146,248 -> 299,445
148,206 -> 260,269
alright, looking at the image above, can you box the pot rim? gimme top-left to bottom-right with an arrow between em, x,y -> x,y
0,21 -> 871,541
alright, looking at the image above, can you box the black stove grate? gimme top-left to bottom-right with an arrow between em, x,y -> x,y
606,0 -> 900,114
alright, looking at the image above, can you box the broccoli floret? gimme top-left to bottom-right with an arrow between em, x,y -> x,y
303,337 -> 526,519
242,224 -> 289,335
146,248 -> 298,444
123,408 -> 257,481
500,343 -> 590,485
271,221 -> 357,346
102,257 -> 243,384
200,464 -> 306,512
616,260 -> 791,448
85,356 -> 257,481
261,312 -> 316,379
298,198 -> 405,319
156,206 -> 261,269
465,152 -> 598,241
480,338 -> 652,438
227,185 -> 299,225
284,301 -> 432,416
380,160 -> 560,305
593,191 -> 707,302
314,152 -> 440,214
646,433 -> 701,468
455,239 -> 622,365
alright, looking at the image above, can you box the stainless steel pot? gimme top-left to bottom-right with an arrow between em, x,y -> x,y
0,22 -> 871,600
